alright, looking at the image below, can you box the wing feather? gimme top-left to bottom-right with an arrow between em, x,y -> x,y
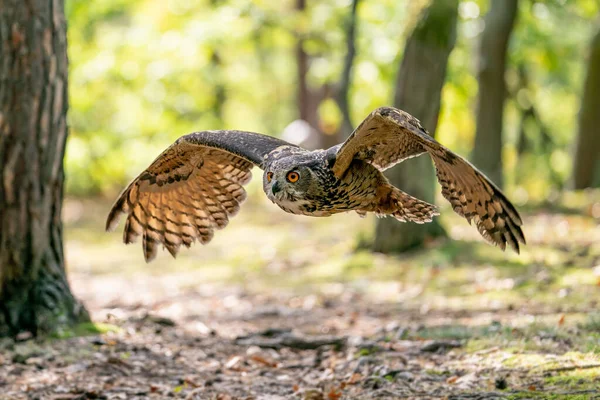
106,130 -> 294,262
332,107 -> 526,253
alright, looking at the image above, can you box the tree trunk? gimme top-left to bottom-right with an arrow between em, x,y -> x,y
471,0 -> 518,188
294,0 -> 339,149
372,0 -> 458,254
336,0 -> 361,138
295,0 -> 319,132
571,24 -> 600,189
0,0 -> 89,337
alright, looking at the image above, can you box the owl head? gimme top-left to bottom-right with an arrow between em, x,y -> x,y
262,155 -> 324,204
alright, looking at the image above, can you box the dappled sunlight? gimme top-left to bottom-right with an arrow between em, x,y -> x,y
2,0 -> 599,396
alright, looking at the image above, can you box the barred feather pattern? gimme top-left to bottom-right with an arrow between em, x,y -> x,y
106,140 -> 253,262
332,107 -> 428,177
431,150 -> 526,253
388,189 -> 440,224
333,106 -> 526,253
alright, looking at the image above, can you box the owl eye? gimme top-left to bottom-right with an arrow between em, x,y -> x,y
286,171 -> 300,183
266,172 -> 274,183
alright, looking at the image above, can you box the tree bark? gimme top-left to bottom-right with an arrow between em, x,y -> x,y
0,0 -> 89,337
571,24 -> 600,189
294,0 -> 339,149
295,0 -> 319,131
471,0 -> 518,189
336,0 -> 361,138
372,0 -> 458,254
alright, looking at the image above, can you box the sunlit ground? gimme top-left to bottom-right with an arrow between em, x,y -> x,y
4,186 -> 600,398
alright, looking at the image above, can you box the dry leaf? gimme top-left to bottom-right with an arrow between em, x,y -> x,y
346,373 -> 362,385
250,354 -> 278,367
225,356 -> 242,369
184,377 -> 201,388
327,388 -> 342,400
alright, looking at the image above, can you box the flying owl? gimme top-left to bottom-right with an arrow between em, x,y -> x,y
106,107 -> 525,261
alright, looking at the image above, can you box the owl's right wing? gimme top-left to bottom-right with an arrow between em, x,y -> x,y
106,130 -> 295,262
332,107 -> 525,254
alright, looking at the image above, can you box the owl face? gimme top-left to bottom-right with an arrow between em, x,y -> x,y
263,165 -> 313,202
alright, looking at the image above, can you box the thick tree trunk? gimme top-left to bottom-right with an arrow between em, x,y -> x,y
571,24 -> 600,189
372,0 -> 458,254
471,0 -> 518,189
0,0 -> 89,337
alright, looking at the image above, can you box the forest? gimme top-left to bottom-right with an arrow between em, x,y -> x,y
0,0 -> 599,398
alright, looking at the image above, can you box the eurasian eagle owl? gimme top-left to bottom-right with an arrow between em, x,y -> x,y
106,107 -> 526,261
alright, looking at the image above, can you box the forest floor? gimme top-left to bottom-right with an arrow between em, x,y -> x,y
1,189 -> 600,400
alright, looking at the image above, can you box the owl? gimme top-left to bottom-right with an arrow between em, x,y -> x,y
106,107 -> 525,261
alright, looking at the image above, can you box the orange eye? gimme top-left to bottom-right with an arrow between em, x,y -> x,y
266,172 -> 273,182
286,171 -> 300,183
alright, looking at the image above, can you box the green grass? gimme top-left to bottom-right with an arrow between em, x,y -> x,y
52,322 -> 122,339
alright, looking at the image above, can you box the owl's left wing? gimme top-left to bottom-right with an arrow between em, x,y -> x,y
332,107 -> 526,253
106,130 -> 295,262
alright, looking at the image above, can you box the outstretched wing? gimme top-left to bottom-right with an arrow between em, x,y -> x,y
332,107 -> 526,253
106,130 -> 294,262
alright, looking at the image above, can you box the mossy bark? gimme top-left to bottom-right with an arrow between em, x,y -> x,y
0,0 -> 89,337
372,0 -> 457,254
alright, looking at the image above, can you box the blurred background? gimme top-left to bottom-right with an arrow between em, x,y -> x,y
65,0 -> 599,199
5,0 -> 600,397
61,0 -> 600,322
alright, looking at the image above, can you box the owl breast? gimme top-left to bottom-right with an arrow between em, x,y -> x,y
273,196 -> 335,217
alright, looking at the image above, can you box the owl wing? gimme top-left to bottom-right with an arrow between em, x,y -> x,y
332,107 -> 526,253
106,130 -> 295,262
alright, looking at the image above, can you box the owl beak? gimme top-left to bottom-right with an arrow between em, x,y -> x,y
271,180 -> 281,195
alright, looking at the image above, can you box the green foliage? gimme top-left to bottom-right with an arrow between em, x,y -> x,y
64,0 -> 597,200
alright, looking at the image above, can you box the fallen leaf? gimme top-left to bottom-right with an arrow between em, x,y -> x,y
184,377 -> 201,388
302,389 -> 324,400
346,373 -> 362,384
250,354 -> 278,367
225,355 -> 242,369
327,388 -> 342,400
173,385 -> 184,394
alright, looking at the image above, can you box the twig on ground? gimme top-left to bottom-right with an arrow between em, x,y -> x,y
420,340 -> 463,353
235,330 -> 346,350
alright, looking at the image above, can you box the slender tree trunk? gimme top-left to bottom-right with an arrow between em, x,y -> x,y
294,0 -> 339,149
471,0 -> 518,188
295,0 -> 318,129
336,0 -> 361,138
0,0 -> 89,337
372,0 -> 458,254
572,24 -> 600,189
211,50 -> 226,122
